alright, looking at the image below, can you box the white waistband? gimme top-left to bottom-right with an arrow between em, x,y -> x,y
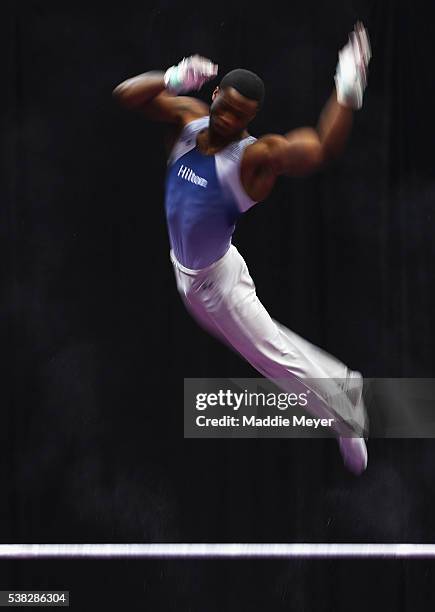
170,245 -> 235,276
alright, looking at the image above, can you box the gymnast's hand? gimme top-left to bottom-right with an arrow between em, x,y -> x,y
335,21 -> 371,110
164,55 -> 218,94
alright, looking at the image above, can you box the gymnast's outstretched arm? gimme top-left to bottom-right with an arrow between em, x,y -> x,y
242,22 -> 371,178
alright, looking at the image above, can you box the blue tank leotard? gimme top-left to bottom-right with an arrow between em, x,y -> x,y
165,116 -> 257,270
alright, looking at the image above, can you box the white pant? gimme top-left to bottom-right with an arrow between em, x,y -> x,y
171,244 -> 367,436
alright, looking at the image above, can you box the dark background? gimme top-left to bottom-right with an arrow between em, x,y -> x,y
2,0 -> 435,609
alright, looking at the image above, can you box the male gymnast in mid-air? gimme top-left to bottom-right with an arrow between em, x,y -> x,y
113,22 -> 371,474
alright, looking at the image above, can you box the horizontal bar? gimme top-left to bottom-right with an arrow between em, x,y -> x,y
0,544 -> 434,559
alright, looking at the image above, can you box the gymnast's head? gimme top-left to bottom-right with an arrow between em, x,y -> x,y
209,68 -> 265,138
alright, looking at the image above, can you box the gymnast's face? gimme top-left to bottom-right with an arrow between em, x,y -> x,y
209,86 -> 258,138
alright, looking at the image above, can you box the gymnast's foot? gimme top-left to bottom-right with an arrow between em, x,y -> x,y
338,436 -> 368,475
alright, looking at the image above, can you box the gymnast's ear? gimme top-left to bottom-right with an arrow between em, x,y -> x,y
212,86 -> 220,101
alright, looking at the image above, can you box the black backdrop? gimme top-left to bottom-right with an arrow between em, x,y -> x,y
3,0 -> 435,609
